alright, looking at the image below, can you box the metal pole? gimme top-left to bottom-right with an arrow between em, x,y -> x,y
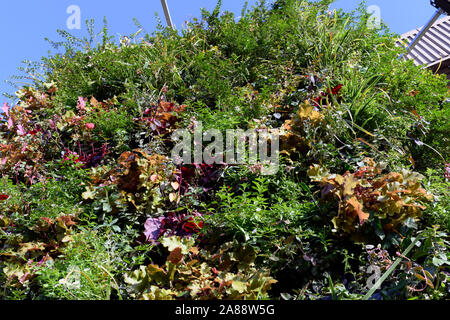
401,9 -> 444,59
160,0 -> 174,29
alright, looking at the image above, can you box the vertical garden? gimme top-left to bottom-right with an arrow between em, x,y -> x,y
0,0 -> 449,300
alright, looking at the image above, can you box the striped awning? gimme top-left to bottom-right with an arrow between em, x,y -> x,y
397,15 -> 450,68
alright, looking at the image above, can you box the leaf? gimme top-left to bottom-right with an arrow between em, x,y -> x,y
169,193 -> 177,202
124,266 -> 149,293
61,235 -> 74,243
189,247 -> 199,255
56,215 -> 76,228
0,215 -> 10,228
333,174 -> 344,185
167,247 -> 184,264
342,175 -> 358,197
233,245 -> 257,270
160,236 -> 194,254
18,242 -> 46,255
346,197 -> 369,224
147,264 -> 168,285
171,181 -> 179,190
102,201 -> 112,213
142,286 -> 174,300
90,97 -> 99,108
403,217 -> 418,230
7,117 -> 14,129
414,272 -> 434,289
297,100 -> 324,125
17,124 -> 26,136
281,293 -> 292,300
144,217 -> 164,243
299,182 -> 310,193
411,109 -> 421,118
1,102 -> 9,116
307,164 -> 329,182
82,188 -> 96,200
231,280 -> 247,293
432,257 -> 446,267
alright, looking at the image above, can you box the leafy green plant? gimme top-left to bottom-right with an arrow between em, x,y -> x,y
35,229 -> 126,300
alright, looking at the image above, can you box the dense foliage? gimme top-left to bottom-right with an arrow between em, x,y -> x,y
1,0 -> 449,300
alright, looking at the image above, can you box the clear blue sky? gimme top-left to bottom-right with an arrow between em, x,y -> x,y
0,0 -> 440,103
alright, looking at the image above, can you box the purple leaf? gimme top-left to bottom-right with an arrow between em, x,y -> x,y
2,102 -> 9,117
321,184 -> 335,198
77,97 -> 87,111
17,124 -> 26,136
144,217 -> 164,243
7,117 -> 13,129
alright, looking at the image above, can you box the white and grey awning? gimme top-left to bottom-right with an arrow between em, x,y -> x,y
397,15 -> 450,68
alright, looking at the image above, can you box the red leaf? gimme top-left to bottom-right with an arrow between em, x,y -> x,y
167,247 -> 183,264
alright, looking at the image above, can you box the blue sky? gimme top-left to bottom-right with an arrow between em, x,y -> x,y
0,0 -> 440,102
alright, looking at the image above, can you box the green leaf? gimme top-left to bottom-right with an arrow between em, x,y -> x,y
147,264 -> 168,285
124,266 -> 149,293
403,217 -> 418,230
432,257 -> 446,266
81,187 -> 96,200
160,236 -> 194,254
231,280 -> 247,294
